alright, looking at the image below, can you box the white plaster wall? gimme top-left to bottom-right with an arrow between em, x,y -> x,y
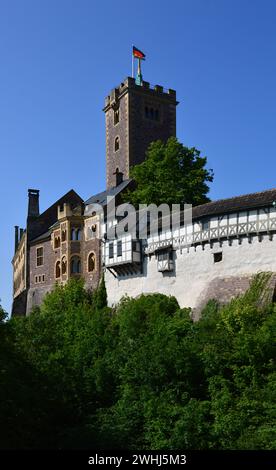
105,233 -> 276,309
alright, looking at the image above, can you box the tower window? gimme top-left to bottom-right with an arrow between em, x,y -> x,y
88,252 -> 96,272
114,108 -> 120,125
214,252 -> 223,263
36,247 -> 44,267
145,105 -> 160,121
114,136 -> 120,152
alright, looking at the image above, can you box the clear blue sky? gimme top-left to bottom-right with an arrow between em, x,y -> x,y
1,0 -> 276,312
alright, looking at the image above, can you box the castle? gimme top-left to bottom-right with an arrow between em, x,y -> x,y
12,74 -> 276,316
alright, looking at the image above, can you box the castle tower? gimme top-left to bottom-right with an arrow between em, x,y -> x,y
104,77 -> 178,189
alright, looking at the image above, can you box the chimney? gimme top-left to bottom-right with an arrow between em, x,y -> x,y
20,228 -> 24,240
14,226 -> 19,253
28,189 -> 40,217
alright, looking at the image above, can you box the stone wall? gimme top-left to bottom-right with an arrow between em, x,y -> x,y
105,233 -> 276,315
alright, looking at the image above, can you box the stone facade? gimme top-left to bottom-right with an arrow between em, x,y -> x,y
104,77 -> 177,189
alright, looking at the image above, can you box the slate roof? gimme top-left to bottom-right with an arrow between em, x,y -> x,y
192,188 -> 276,220
28,189 -> 83,242
31,230 -> 52,244
85,179 -> 132,207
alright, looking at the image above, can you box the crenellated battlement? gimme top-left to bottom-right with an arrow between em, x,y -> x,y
104,77 -> 177,110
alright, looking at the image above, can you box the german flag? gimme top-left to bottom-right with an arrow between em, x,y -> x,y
133,46 -> 146,60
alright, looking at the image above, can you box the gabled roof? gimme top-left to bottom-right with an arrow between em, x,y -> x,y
28,189 -> 83,241
85,179 -> 132,207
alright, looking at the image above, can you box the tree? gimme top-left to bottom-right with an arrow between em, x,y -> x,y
93,275 -> 108,310
123,137 -> 214,207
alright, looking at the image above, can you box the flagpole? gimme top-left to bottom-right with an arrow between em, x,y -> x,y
132,45 -> 134,78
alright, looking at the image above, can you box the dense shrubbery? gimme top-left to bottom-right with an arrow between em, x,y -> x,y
0,273 -> 275,449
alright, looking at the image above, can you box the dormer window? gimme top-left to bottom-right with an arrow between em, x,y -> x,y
115,136 -> 120,152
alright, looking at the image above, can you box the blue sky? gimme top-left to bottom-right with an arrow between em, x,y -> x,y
1,0 -> 276,312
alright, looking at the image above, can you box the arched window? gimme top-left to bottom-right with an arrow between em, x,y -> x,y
150,108 -> 154,119
88,252 -> 96,272
76,228 -> 81,241
145,106 -> 149,118
55,260 -> 61,279
61,230 -> 66,242
54,236 -> 60,249
114,136 -> 120,152
155,109 -> 159,121
71,228 -> 81,241
71,256 -> 81,274
61,256 -> 67,275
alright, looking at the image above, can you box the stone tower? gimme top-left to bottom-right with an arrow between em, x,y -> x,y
104,76 -> 178,189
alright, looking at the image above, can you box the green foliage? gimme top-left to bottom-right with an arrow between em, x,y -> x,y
123,137 -> 214,206
92,275 -> 108,310
1,274 -> 276,449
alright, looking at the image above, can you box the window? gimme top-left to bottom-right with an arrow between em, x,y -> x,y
109,242 -> 114,259
114,136 -> 120,152
114,108 -> 120,125
145,105 -> 160,121
202,219 -> 210,231
61,230 -> 66,242
36,247 -> 44,267
54,235 -> 61,249
88,252 -> 96,272
117,240 -> 122,257
157,249 -> 174,272
214,252 -> 223,263
61,256 -> 67,275
132,240 -> 139,251
55,260 -> 61,279
71,256 -> 81,274
71,228 -> 81,241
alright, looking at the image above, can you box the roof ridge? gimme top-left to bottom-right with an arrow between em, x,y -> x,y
197,187 -> 276,209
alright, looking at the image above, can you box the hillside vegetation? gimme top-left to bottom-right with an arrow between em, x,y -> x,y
0,274 -> 275,449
